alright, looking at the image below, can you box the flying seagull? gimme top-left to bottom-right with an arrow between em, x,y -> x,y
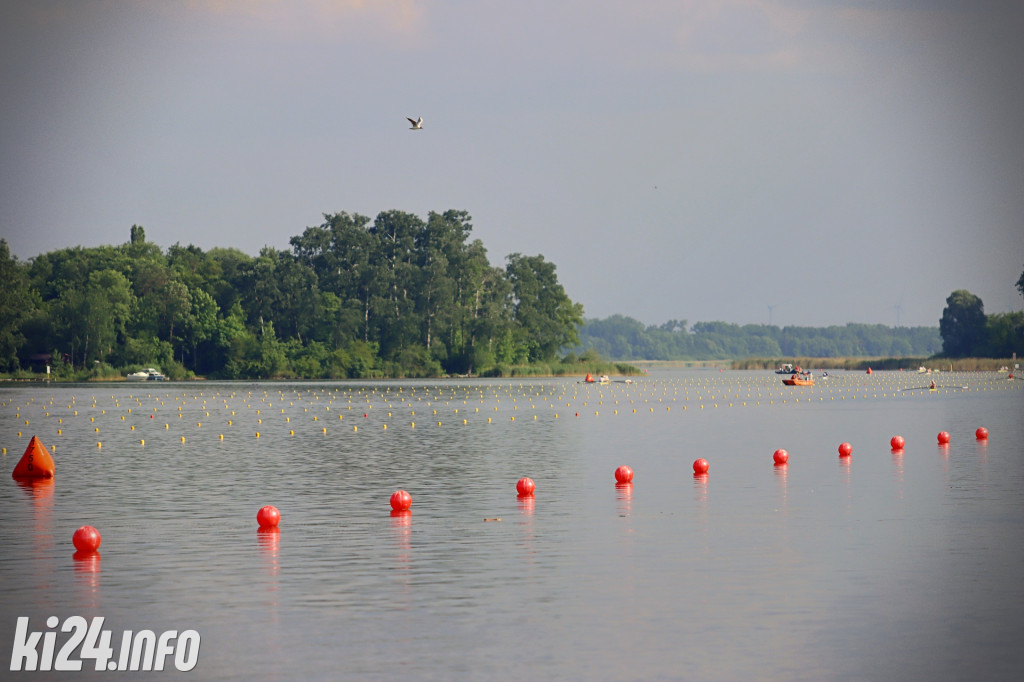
407,116 -> 423,130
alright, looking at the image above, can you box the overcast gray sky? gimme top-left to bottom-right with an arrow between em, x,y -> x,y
2,0 -> 1022,328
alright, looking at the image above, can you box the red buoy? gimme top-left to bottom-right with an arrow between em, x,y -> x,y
256,505 -> 281,528
975,427 -> 988,440
937,431 -> 951,445
516,477 -> 536,496
72,525 -> 102,553
614,465 -> 634,483
390,489 -> 412,511
866,367 -> 873,374
838,442 -> 853,457
692,458 -> 710,475
890,435 -> 905,450
773,449 -> 789,465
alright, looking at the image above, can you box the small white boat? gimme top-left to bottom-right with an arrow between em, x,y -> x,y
126,368 -> 167,381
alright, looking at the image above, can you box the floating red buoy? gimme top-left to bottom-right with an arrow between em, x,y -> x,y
256,505 -> 281,528
773,449 -> 789,465
11,436 -> 55,481
390,489 -> 412,511
975,427 -> 988,440
72,525 -> 101,553
692,458 -> 709,475
614,465 -> 634,483
866,367 -> 873,374
937,431 -> 951,445
838,442 -> 853,457
516,477 -> 536,496
890,435 -> 905,450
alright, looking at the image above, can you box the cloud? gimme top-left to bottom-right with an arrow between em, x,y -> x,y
233,0 -> 421,37
175,0 -> 430,46
666,0 -> 809,72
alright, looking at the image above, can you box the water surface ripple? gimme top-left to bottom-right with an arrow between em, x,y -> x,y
1,370 -> 1022,680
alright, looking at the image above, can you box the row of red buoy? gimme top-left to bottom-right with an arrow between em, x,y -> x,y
889,427 -> 989,451
11,425 -> 993,556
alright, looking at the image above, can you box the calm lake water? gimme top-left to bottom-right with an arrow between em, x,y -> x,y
2,369 -> 1023,681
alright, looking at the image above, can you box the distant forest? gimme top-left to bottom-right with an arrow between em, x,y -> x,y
1,216 -> 1020,380
578,316 -> 943,361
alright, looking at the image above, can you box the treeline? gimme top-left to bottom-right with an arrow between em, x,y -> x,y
939,288 -> 1024,358
578,315 -> 943,360
0,211 -> 584,379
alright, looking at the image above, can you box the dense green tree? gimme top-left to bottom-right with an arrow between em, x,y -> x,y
464,245 -> 512,372
0,212 -> 592,378
205,247 -> 253,314
506,253 -> 584,362
940,290 -> 987,357
183,288 -> 220,372
158,279 -> 192,350
85,270 -> 135,363
51,269 -> 134,367
0,239 -> 39,370
290,212 -> 375,342
369,210 -> 423,358
983,311 -> 1024,358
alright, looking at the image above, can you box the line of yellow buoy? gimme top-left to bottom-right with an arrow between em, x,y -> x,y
1,372 -> 1019,448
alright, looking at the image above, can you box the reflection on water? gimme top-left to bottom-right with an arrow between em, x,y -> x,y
71,551 -> 101,610
773,461 -> 789,512
1,371 -> 1023,680
614,481 -> 632,517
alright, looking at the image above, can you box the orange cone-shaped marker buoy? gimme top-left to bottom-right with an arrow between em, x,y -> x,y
11,436 -> 55,480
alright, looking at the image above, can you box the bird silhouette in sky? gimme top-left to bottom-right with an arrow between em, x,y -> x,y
407,116 -> 423,130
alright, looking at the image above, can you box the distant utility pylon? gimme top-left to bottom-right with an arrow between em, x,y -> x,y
894,303 -> 902,327
767,304 -> 777,326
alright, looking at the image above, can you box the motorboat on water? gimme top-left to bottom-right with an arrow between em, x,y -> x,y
782,373 -> 814,386
126,368 -> 167,381
775,364 -> 798,374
